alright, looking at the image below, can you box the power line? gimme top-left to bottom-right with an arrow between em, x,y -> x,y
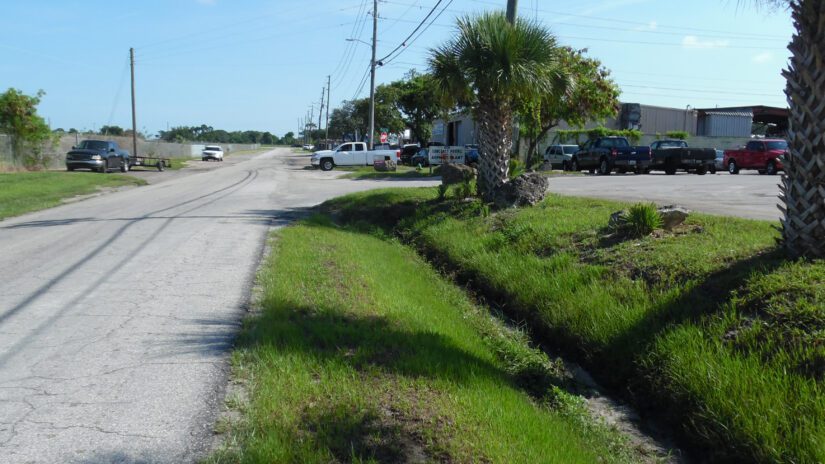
381,0 -> 454,66
463,0 -> 789,40
378,0 -> 444,63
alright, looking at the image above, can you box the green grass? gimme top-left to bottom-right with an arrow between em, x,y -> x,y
0,171 -> 146,220
340,165 -> 438,180
207,217 -> 645,463
320,187 -> 825,463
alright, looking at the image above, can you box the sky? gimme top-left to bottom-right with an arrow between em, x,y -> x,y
0,0 -> 794,138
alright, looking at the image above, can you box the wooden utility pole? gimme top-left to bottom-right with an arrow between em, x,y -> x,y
129,48 -> 138,157
506,0 -> 518,23
368,0 -> 378,149
325,75 -> 331,142
318,87 -> 324,143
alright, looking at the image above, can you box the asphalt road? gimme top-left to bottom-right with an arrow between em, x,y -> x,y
547,171 -> 784,221
0,149 -> 438,463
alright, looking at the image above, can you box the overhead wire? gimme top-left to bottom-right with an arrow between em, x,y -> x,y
377,0 -> 444,63
380,0 -> 454,66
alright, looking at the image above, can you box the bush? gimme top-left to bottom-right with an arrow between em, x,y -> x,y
665,131 -> 690,140
509,158 -> 526,179
437,184 -> 448,201
623,203 -> 662,237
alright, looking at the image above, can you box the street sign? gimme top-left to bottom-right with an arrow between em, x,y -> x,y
380,131 -> 388,143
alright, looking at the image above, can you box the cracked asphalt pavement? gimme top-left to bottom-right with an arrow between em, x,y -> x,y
0,148 -> 439,463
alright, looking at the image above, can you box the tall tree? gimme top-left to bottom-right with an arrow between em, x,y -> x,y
519,47 -> 620,168
768,0 -> 825,258
430,12 -> 565,201
0,88 -> 52,169
389,71 -> 442,144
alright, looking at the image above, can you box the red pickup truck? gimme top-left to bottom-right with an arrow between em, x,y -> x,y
724,139 -> 789,175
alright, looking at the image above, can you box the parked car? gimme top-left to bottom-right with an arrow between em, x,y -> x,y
648,139 -> 716,175
543,144 -> 579,170
399,144 -> 420,165
302,144 -> 315,151
713,149 -> 725,173
410,148 -> 429,167
66,140 -> 130,173
569,137 -> 651,175
310,142 -> 401,171
202,145 -> 224,162
724,139 -> 788,175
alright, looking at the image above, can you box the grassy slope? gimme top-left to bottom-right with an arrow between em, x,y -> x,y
209,220 -> 642,463
0,172 -> 146,220
340,166 -> 438,180
322,187 -> 825,463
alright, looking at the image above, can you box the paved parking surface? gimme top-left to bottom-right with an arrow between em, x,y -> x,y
548,171 -> 783,221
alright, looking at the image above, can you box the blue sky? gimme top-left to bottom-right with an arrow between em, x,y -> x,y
0,0 -> 793,138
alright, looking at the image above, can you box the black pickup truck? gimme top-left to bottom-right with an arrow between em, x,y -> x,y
648,139 -> 716,175
569,136 -> 651,175
65,140 -> 130,173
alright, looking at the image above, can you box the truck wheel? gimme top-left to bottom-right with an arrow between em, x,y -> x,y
709,165 -> 717,174
696,165 -> 707,175
598,159 -> 611,175
571,158 -> 579,171
766,161 -> 777,175
157,161 -> 164,172
120,159 -> 129,173
100,160 -> 109,173
665,166 -> 676,175
728,160 -> 739,174
320,159 -> 334,171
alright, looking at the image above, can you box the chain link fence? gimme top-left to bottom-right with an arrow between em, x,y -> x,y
0,133 -> 261,171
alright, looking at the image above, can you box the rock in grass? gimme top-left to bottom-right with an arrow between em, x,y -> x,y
493,173 -> 549,209
436,163 -> 476,185
657,205 -> 690,230
609,210 -> 629,231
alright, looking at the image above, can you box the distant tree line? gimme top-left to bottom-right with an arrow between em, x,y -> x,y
158,125 -> 293,145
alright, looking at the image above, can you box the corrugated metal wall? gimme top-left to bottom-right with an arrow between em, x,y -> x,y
638,105 -> 698,135
698,112 -> 753,137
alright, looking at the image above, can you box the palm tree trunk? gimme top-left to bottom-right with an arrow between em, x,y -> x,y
781,0 -> 825,258
476,97 -> 513,202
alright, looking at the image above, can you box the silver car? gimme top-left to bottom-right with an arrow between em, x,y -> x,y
544,144 -> 579,170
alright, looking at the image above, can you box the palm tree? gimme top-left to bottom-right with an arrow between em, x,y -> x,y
429,12 -> 564,202
775,0 -> 825,258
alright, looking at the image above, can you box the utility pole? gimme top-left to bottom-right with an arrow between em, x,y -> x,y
309,105 -> 314,144
506,0 -> 518,24
130,47 -> 138,157
318,87 -> 324,145
368,0 -> 378,149
325,75 -> 331,143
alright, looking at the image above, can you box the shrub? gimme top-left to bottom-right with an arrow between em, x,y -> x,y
437,184 -> 448,201
509,159 -> 526,179
623,203 -> 662,237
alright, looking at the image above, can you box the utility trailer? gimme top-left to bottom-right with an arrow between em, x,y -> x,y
129,155 -> 171,171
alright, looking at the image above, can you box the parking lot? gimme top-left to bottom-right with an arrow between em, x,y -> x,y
547,171 -> 783,221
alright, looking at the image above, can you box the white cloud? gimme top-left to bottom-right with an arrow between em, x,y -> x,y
682,35 -> 730,50
752,52 -> 773,64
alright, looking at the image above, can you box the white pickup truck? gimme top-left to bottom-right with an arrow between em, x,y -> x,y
311,142 -> 400,171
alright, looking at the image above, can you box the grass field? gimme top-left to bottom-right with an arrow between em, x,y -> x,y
320,187 -> 825,463
340,165 -> 438,180
207,219 -> 648,463
0,171 -> 146,220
